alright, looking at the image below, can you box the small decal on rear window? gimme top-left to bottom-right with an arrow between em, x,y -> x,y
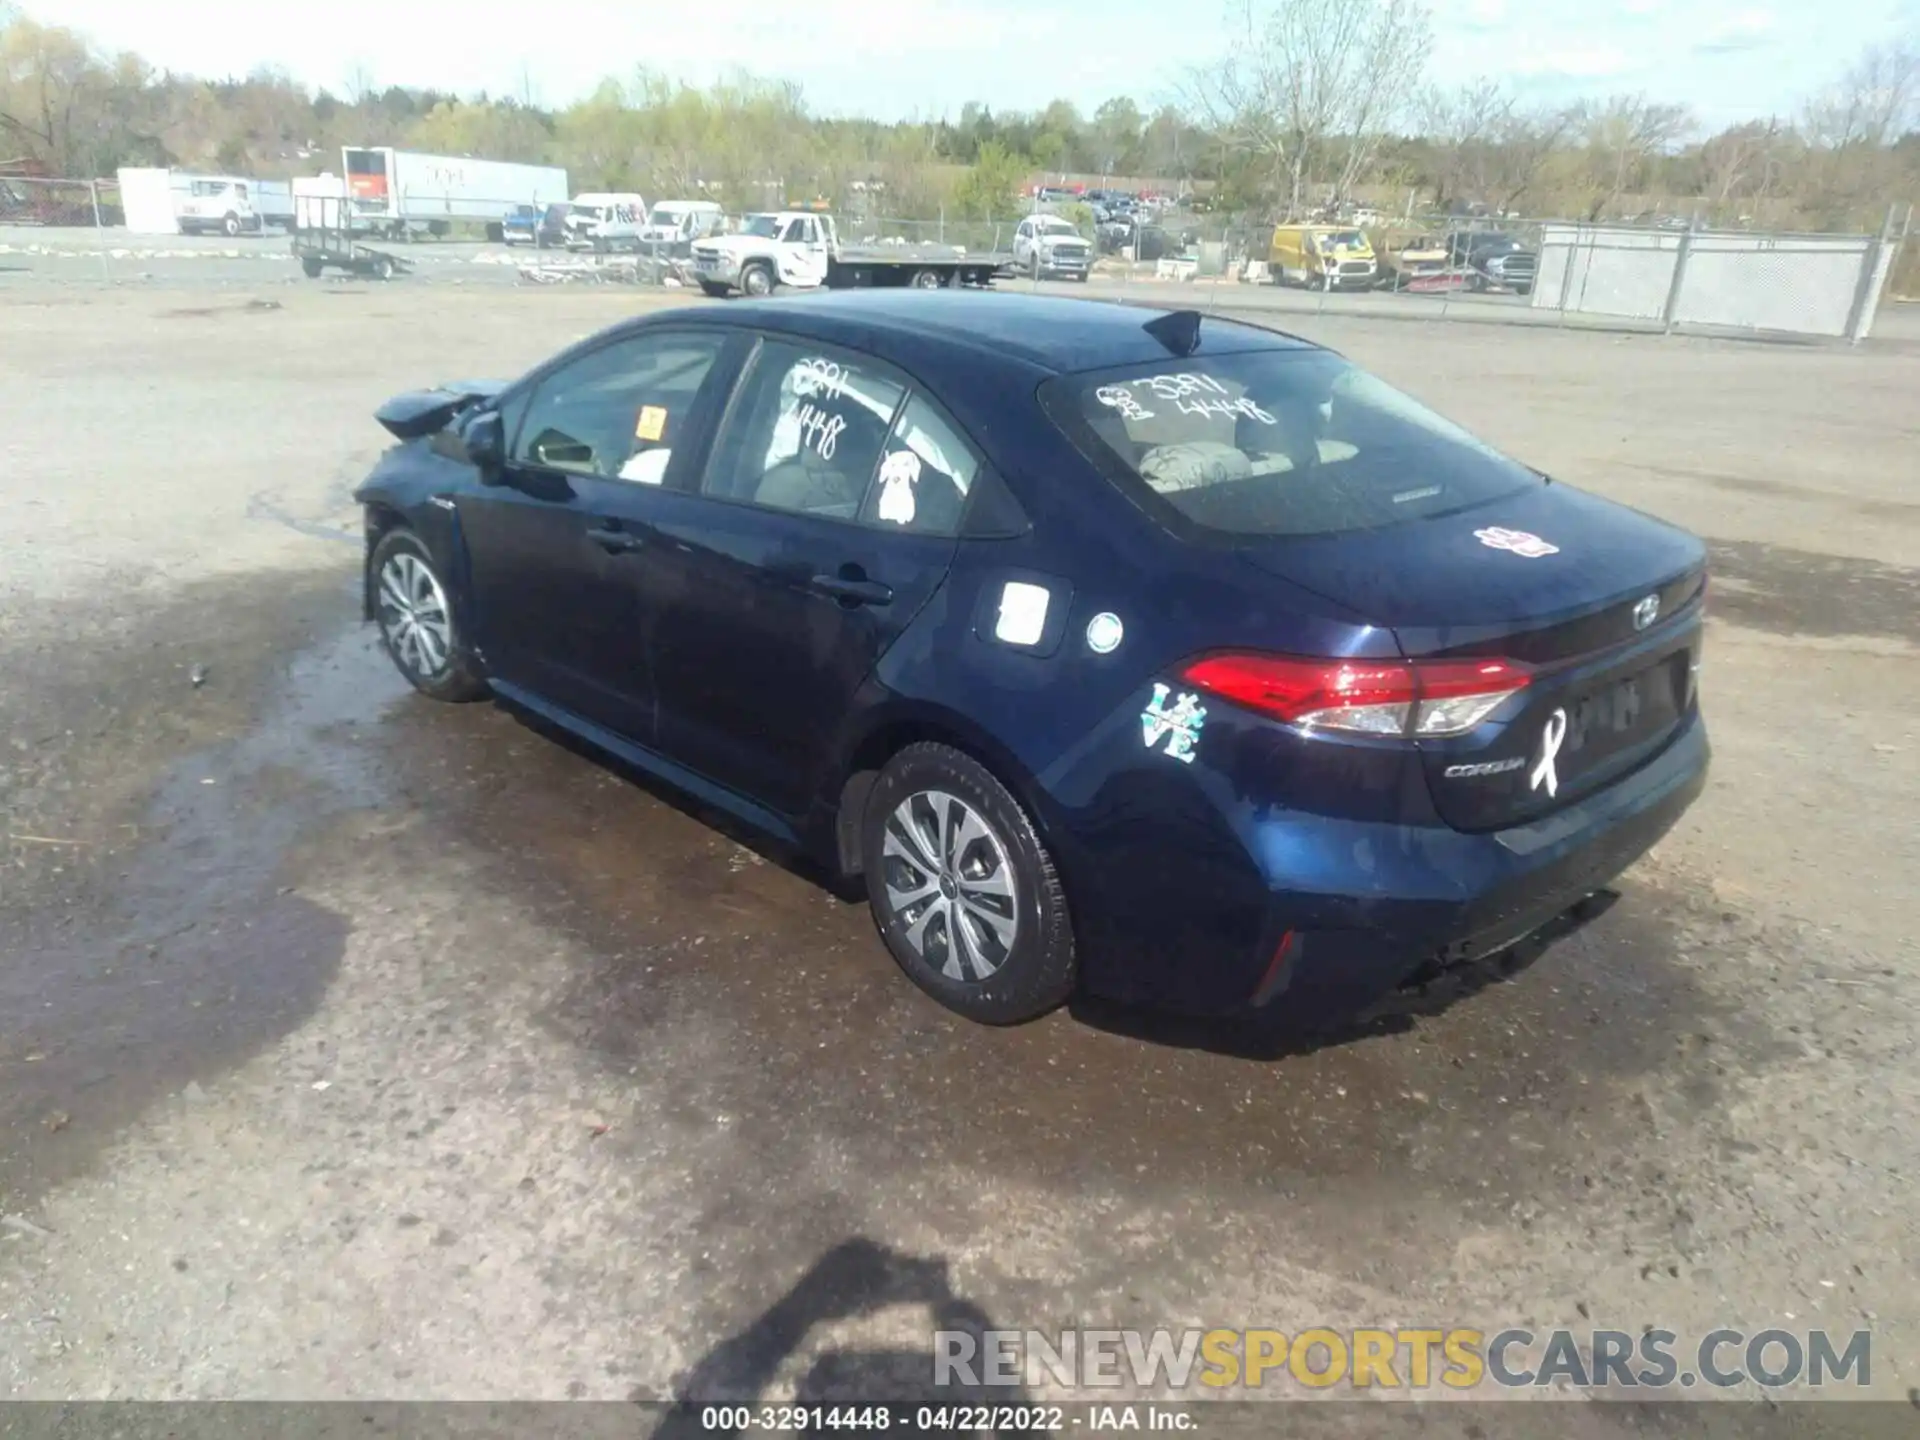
1141,683 -> 1206,763
1474,525 -> 1559,558
1095,384 -> 1154,422
875,450 -> 921,525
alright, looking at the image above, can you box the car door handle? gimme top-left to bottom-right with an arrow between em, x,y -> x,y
585,525 -> 645,554
809,574 -> 893,606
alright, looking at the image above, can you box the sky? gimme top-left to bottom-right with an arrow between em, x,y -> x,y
34,0 -> 1920,131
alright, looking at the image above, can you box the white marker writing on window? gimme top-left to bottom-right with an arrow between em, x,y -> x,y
795,403 -> 846,461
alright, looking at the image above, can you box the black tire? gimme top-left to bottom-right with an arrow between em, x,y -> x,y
910,268 -> 944,290
301,256 -> 323,279
861,743 -> 1076,1024
371,254 -> 395,281
369,529 -> 487,703
741,261 -> 775,296
222,212 -> 241,237
698,280 -> 730,298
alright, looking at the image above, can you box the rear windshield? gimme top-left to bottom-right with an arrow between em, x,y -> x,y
1048,349 -> 1540,538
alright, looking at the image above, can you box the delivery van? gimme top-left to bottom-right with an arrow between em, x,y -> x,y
1269,224 -> 1378,290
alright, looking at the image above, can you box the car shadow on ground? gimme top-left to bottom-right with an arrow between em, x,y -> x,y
1068,892 -> 1621,1062
496,694 -> 1643,1066
648,1237 -> 1038,1436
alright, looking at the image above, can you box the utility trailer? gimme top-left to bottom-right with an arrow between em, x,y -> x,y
690,212 -> 1016,296
292,188 -> 408,280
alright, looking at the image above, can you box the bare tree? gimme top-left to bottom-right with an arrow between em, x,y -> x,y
1697,118 -> 1786,215
1188,0 -> 1434,217
1488,103 -> 1580,214
1421,79 -> 1577,215
1422,77 -> 1510,208
342,59 -> 376,107
1580,93 -> 1694,220
1804,37 -> 1918,149
0,17 -> 104,173
1797,35 -> 1918,224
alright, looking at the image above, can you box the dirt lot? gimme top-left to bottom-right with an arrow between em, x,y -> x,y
1,281 -> 1915,1422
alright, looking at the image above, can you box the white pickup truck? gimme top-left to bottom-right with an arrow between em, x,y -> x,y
689,211 -> 1016,296
1012,213 -> 1094,280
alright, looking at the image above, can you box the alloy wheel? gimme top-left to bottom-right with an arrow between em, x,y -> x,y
881,789 -> 1019,982
377,551 -> 453,680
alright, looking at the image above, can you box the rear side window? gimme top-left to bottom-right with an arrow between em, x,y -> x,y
857,395 -> 977,535
704,342 -> 906,520
1046,349 -> 1539,538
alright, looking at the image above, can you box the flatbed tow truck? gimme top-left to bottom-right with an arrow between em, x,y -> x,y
690,211 -> 1016,296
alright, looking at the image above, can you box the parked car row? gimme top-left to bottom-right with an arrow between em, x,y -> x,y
501,194 -> 728,257
1265,222 -> 1539,296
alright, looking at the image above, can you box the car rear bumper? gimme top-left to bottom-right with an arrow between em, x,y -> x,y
1069,709 -> 1709,1019
1254,711 -> 1707,1015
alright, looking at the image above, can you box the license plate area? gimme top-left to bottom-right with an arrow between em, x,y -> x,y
1560,657 -> 1683,770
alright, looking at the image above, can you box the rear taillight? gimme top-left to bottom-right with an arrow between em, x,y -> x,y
1179,653 -> 1531,739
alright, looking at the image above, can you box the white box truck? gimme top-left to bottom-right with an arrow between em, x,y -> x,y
117,167 -> 288,236
341,147 -> 569,240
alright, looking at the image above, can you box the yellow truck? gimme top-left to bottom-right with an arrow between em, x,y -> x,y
1269,224 -> 1378,290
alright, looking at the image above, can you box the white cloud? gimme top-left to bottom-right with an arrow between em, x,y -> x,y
1511,44 -> 1637,79
1694,8 -> 1778,53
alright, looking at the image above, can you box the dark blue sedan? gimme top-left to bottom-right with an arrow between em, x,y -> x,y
354,291 -> 1709,1026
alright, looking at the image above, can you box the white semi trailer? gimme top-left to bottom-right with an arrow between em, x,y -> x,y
341,147 -> 569,240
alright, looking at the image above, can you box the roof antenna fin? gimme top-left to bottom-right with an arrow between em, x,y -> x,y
1143,309 -> 1203,357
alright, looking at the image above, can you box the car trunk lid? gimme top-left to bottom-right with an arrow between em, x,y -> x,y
1235,484 -> 1707,831
375,379 -> 506,440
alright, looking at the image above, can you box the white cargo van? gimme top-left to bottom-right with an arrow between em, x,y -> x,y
565,192 -> 647,250
637,200 -> 725,253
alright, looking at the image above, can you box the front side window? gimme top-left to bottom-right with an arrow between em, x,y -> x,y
704,341 -> 905,521
512,332 -> 724,486
742,215 -> 779,238
1049,349 -> 1539,538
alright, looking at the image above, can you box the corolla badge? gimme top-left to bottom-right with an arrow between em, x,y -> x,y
1531,707 -> 1568,797
1475,526 -> 1560,558
1633,594 -> 1661,630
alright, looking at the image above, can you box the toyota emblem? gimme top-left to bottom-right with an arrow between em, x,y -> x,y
1632,594 -> 1660,630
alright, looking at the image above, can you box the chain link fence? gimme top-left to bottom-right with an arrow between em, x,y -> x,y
5,175 -> 1910,341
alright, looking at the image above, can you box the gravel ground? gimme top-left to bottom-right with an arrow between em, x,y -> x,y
0,277 -> 1915,1424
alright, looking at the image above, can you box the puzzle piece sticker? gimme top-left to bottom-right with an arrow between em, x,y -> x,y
634,405 -> 668,442
876,450 -> 921,526
1141,682 -> 1206,763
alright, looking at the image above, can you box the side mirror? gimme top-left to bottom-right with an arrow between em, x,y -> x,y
462,409 -> 505,475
